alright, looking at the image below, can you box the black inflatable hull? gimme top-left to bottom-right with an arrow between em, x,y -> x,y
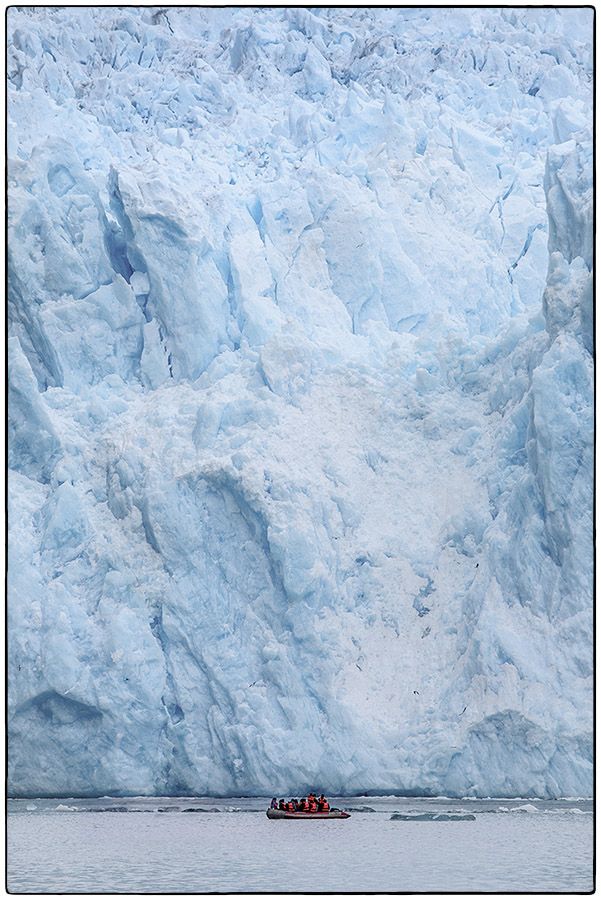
266,809 -> 350,819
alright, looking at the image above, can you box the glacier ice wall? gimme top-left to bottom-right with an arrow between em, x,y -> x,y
8,7 -> 593,798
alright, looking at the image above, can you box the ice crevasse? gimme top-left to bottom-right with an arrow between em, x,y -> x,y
7,7 -> 593,797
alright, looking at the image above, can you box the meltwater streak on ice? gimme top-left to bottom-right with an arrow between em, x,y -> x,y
7,798 -> 593,892
7,8 -> 593,798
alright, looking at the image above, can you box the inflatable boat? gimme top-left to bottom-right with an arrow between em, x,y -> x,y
266,808 -> 350,819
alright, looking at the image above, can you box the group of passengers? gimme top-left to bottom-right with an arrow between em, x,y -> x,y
270,792 -> 330,813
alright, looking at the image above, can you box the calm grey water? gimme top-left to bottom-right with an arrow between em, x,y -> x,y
7,796 -> 593,893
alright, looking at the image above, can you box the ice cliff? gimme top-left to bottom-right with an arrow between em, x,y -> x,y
8,7 -> 593,798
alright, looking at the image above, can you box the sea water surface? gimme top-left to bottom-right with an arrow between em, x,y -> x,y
7,796 -> 593,893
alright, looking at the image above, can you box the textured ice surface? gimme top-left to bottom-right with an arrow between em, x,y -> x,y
8,8 -> 593,798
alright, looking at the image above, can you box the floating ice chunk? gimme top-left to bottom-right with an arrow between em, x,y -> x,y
391,813 -> 476,821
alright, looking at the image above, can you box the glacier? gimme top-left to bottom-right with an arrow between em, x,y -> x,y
7,7 -> 593,798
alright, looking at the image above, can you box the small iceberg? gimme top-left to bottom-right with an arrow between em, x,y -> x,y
391,813 -> 476,821
344,806 -> 376,813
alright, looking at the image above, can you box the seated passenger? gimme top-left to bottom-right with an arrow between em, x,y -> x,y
278,798 -> 286,810
287,799 -> 295,812
270,797 -> 278,809
298,798 -> 307,811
